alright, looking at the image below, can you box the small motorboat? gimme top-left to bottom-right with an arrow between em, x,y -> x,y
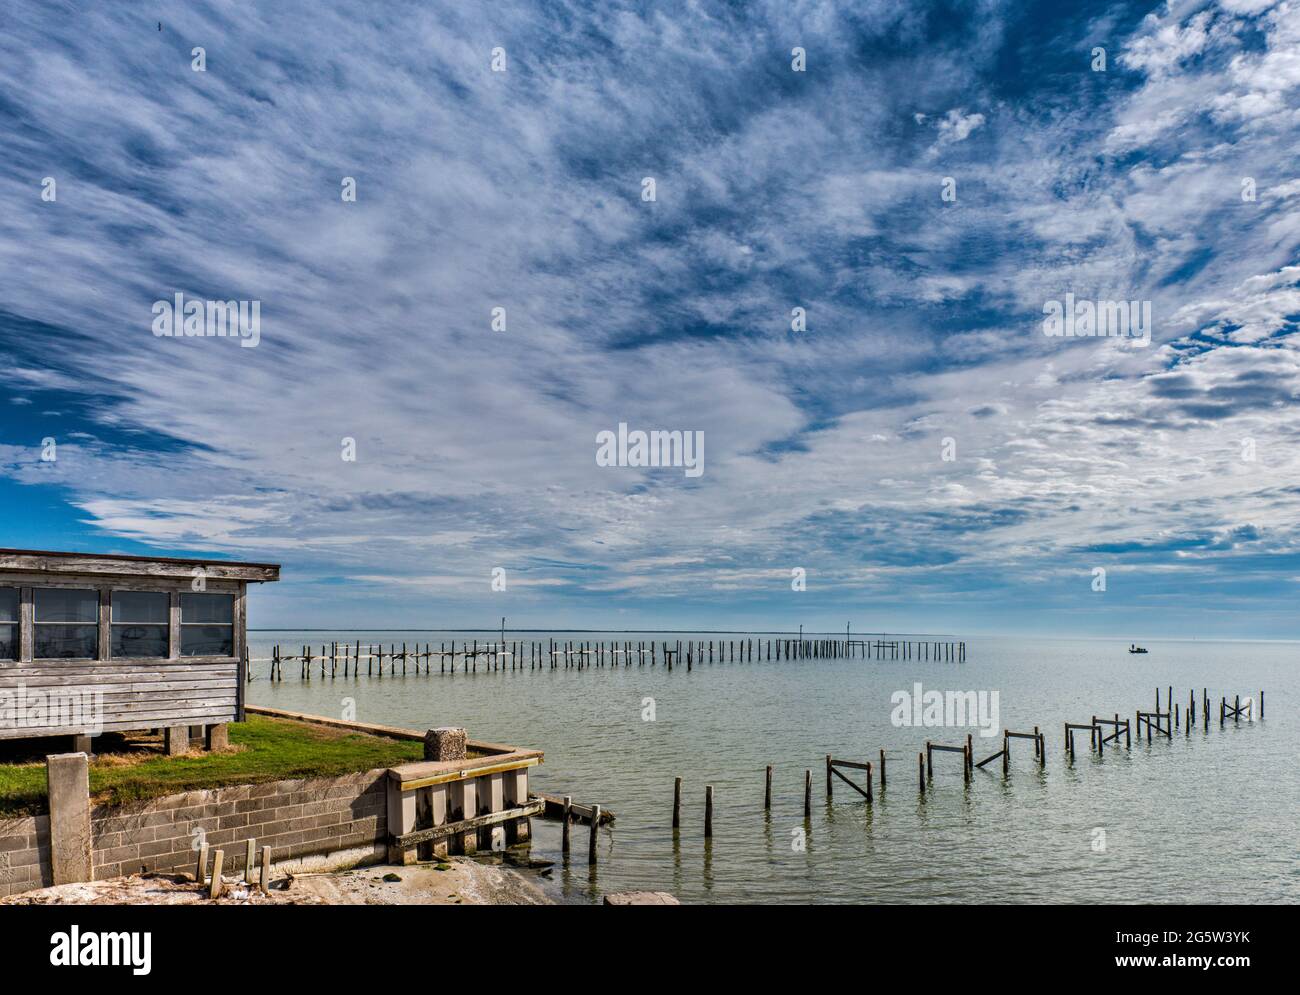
1128,644 -> 1148,654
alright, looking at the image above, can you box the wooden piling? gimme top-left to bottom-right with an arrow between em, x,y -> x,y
589,804 -> 600,864
562,796 -> 572,854
705,785 -> 714,838
672,777 -> 681,829
804,769 -> 811,817
825,754 -> 833,800
879,748 -> 886,788
258,846 -> 271,894
918,752 -> 925,794
764,765 -> 772,811
208,848 -> 224,899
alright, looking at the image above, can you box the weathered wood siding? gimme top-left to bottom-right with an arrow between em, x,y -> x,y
0,660 -> 239,737
0,571 -> 248,740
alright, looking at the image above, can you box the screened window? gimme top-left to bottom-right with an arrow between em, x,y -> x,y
0,588 -> 17,661
180,593 -> 233,656
34,588 -> 99,659
111,591 -> 170,658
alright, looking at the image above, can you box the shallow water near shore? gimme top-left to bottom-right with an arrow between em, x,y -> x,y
247,633 -> 1298,904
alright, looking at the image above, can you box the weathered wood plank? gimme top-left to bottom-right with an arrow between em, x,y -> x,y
0,708 -> 238,739
533,791 -> 615,824
0,550 -> 279,582
391,800 -> 545,849
0,664 -> 237,683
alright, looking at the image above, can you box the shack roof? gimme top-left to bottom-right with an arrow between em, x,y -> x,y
0,548 -> 280,583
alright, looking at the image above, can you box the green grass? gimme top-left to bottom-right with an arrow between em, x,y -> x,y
0,715 -> 424,816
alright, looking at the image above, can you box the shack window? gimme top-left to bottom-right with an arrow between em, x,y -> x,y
34,588 -> 99,659
111,591 -> 170,658
0,588 -> 17,661
180,593 -> 233,656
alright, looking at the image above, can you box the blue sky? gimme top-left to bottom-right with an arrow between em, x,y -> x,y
2,0 -> 1299,637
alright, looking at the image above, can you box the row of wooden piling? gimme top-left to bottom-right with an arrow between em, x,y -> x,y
257,635 -> 966,681
1124,686 -> 1260,747
194,838 -> 272,899
669,685 -> 1264,837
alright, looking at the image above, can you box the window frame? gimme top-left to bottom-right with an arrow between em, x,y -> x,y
31,586 -> 101,661
109,589 -> 172,660
179,592 -> 236,659
0,586 -> 18,662
0,575 -> 244,665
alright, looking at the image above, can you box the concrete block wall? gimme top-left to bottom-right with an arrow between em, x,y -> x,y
0,815 -> 51,897
0,769 -> 388,898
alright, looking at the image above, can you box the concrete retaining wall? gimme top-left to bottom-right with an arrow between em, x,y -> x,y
0,768 -> 388,898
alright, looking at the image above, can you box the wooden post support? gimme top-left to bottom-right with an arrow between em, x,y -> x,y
208,849 -> 224,900
589,804 -> 600,864
826,754 -> 833,800
1002,731 -> 1009,777
879,749 -> 886,788
196,842 -> 209,886
259,846 -> 271,894
865,761 -> 873,803
672,777 -> 681,829
1260,691 -> 1264,719
705,785 -> 714,838
244,838 -> 256,882
561,796 -> 572,855
764,765 -> 772,811
918,752 -> 925,794
804,769 -> 811,818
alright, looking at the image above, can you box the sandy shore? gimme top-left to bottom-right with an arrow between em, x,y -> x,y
1,856 -> 552,906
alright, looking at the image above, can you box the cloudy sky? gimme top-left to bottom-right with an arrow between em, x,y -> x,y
1,0 -> 1298,637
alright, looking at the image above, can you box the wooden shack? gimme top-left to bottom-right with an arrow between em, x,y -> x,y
0,549 -> 278,753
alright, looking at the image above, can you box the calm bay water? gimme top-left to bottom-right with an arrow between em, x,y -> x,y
247,632 -> 1297,904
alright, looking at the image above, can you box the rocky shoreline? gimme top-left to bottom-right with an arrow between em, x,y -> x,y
1,855 -> 552,906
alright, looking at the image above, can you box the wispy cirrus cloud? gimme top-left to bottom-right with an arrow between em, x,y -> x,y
0,0 -> 1298,635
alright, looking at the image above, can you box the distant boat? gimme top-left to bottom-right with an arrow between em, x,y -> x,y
1128,644 -> 1148,654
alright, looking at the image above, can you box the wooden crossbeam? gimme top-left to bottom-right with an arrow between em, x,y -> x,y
830,764 -> 872,801
974,749 -> 1004,769
533,791 -> 615,824
392,799 -> 545,849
